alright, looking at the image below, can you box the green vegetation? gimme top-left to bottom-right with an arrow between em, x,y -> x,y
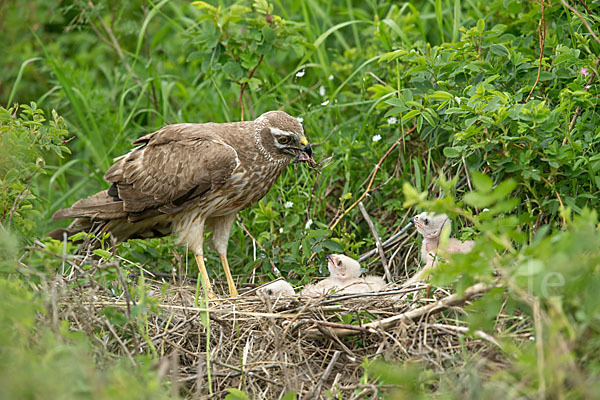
1,0 -> 599,398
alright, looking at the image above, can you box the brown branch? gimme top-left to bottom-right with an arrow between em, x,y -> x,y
306,126 -> 415,264
4,164 -> 42,229
428,323 -> 502,348
561,0 -> 600,45
533,297 -> 546,398
525,0 -> 546,103
563,55 -> 600,144
306,319 -> 372,333
305,154 -> 334,225
302,351 -> 341,400
577,0 -> 593,15
239,54 -> 264,121
303,282 -> 491,338
235,216 -> 279,276
358,201 -> 392,283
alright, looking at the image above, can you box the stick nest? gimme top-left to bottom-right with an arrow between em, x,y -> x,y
54,268 -> 503,399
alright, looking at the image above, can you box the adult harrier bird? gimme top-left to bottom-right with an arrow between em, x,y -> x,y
51,111 -> 313,297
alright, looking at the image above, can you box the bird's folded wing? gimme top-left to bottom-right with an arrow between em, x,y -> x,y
104,124 -> 238,215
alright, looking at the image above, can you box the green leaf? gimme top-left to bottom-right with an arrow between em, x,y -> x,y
489,44 -> 509,58
304,229 -> 331,239
281,391 -> 298,400
430,90 -> 454,100
476,19 -> 485,35
443,146 -> 464,158
93,249 -> 111,259
262,26 -> 276,43
225,388 -> 251,400
322,239 -> 344,253
222,61 -> 244,81
471,172 -> 493,192
401,109 -> 421,122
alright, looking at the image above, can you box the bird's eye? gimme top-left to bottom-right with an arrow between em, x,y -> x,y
337,260 -> 342,266
266,289 -> 273,295
424,219 -> 429,226
278,136 -> 291,145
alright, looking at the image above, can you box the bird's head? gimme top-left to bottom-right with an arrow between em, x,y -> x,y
255,111 -> 313,164
326,254 -> 361,281
411,212 -> 451,239
257,280 -> 295,297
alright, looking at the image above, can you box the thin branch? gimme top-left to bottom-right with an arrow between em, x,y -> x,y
305,154 -> 334,225
358,201 -> 392,283
303,282 -> 491,338
4,165 -> 42,229
525,0 -> 546,103
239,54 -> 264,121
533,297 -> 546,399
561,0 -> 600,45
358,220 -> 413,263
302,351 -> 341,400
307,126 -> 415,264
428,323 -> 502,348
563,56 -> 600,144
236,216 -> 280,276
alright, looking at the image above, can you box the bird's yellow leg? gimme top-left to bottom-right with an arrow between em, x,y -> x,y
219,254 -> 239,297
194,253 -> 216,299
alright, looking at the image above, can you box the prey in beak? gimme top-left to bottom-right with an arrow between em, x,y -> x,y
291,144 -> 313,163
291,137 -> 314,164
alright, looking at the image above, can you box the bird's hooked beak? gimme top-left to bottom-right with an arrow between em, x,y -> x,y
292,136 -> 314,164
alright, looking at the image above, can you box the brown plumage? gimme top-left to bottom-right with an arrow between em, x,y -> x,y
51,111 -> 313,297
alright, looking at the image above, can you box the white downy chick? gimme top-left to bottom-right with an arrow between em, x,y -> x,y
412,212 -> 474,264
407,212 -> 475,283
257,280 -> 295,297
301,254 -> 386,297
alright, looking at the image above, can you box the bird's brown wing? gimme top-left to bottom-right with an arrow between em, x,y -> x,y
54,124 -> 238,222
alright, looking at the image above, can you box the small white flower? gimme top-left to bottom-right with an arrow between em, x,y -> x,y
387,117 -> 397,125
372,134 -> 382,142
279,227 -> 284,233
284,201 -> 294,209
529,336 -> 535,341
328,75 -> 334,80
305,219 -> 313,229
319,85 -> 326,97
296,117 -> 303,124
296,70 -> 305,78
321,99 -> 329,106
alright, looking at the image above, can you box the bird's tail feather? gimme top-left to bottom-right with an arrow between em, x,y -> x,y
52,190 -> 127,221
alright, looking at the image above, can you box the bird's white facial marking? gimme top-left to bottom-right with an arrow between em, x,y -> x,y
270,127 -> 302,150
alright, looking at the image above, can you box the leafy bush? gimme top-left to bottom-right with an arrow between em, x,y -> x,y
0,103 -> 69,238
0,278 -> 176,400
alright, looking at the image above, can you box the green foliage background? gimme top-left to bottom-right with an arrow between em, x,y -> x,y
1,0 -> 599,398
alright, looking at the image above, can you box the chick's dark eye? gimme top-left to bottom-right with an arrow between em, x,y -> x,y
278,136 -> 291,145
424,219 -> 429,225
337,260 -> 342,266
